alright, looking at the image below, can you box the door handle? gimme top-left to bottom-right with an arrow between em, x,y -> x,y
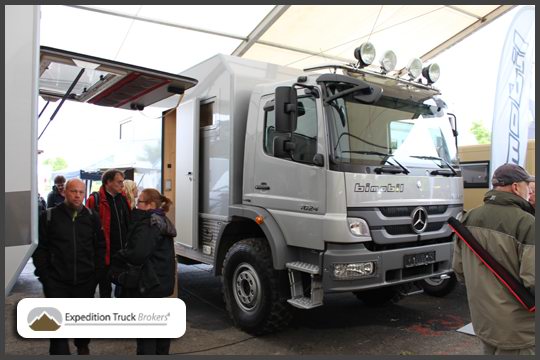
255,182 -> 270,190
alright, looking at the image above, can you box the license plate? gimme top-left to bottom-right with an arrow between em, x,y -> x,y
404,251 -> 436,268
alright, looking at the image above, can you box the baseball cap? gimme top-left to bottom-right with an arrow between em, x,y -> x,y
491,163 -> 535,186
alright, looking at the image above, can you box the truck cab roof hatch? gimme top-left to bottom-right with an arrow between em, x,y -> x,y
39,46 -> 198,110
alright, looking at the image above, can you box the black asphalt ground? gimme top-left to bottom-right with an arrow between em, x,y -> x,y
5,260 -> 483,355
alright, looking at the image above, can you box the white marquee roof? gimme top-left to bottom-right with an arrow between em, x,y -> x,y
40,5 -> 515,75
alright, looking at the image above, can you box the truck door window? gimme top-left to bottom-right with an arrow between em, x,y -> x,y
264,96 -> 318,164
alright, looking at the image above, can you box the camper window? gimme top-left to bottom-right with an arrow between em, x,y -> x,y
200,100 -> 215,128
461,161 -> 490,188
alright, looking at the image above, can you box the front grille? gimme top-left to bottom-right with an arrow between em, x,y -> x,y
364,235 -> 453,251
384,222 -> 445,235
379,205 -> 447,217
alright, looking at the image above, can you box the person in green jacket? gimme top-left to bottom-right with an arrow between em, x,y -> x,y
453,163 -> 535,355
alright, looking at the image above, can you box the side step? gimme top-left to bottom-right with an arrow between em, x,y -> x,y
286,261 -> 323,309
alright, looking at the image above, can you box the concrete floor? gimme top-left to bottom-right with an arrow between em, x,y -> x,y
5,259 -> 483,355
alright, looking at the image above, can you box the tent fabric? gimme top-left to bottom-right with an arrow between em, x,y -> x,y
39,5 -> 513,75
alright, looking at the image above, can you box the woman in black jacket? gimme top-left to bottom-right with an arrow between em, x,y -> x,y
112,188 -> 177,355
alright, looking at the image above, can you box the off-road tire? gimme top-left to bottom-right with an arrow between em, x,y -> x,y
222,238 -> 292,335
419,273 -> 457,297
353,286 -> 403,306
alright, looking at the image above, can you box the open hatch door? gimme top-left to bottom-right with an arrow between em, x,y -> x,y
39,46 -> 198,110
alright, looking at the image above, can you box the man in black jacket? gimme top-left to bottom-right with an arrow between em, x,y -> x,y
33,178 -> 106,355
46,175 -> 66,208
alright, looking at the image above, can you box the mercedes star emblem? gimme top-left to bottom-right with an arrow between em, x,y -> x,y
411,207 -> 428,234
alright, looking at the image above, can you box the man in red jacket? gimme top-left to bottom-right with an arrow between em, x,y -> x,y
86,169 -> 131,297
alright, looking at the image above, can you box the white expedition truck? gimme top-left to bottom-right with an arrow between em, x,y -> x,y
6,6 -> 462,335
166,47 -> 463,334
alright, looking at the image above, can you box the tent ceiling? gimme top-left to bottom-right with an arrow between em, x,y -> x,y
40,5 -> 514,75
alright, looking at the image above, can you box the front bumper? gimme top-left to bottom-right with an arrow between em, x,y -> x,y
321,241 -> 453,292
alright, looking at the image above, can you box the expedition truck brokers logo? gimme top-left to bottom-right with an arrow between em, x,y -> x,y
17,298 -> 186,338
354,183 -> 404,193
28,307 -> 62,331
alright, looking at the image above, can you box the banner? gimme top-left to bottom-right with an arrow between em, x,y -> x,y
490,6 -> 535,184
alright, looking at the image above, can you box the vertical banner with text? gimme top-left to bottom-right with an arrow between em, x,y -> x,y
490,6 -> 535,183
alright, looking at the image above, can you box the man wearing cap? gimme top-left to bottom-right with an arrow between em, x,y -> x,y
452,163 -> 535,355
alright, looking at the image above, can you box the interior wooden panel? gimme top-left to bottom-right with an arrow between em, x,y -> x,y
162,108 -> 177,225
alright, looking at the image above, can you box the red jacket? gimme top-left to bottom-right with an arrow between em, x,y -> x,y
86,186 -> 131,265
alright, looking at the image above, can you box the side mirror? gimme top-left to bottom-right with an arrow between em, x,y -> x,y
448,112 -> 458,150
275,87 -> 298,133
312,153 -> 325,167
448,113 -> 458,137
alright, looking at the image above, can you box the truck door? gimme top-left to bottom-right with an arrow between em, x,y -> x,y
250,93 -> 327,250
174,99 -> 200,248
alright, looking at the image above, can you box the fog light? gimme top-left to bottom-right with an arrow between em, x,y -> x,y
334,262 -> 375,279
348,218 -> 370,236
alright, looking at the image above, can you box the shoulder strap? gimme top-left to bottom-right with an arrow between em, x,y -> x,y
92,191 -> 100,212
448,216 -> 535,312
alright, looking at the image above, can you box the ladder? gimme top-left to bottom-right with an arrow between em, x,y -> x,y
285,261 -> 323,309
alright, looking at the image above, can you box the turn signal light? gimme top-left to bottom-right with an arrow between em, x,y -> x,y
255,215 -> 264,225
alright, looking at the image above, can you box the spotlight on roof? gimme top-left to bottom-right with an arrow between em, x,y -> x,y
354,42 -> 376,68
422,63 -> 440,84
380,50 -> 397,73
406,58 -> 423,80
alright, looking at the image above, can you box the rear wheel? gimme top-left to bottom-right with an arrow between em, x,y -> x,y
222,238 -> 292,335
353,286 -> 403,306
419,273 -> 457,297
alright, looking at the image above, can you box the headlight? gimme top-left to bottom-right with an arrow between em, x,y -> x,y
380,50 -> 397,73
422,63 -> 440,84
348,218 -> 370,236
334,262 -> 376,279
407,58 -> 423,79
354,42 -> 376,67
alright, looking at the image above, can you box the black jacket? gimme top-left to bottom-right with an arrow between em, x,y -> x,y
33,203 -> 106,285
113,209 -> 176,298
46,186 -> 65,208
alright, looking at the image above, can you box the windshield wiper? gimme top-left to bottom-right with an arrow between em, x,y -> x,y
410,155 -> 458,176
342,151 -> 410,174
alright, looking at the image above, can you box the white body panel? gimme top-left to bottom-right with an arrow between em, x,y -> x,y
175,55 -> 301,255
4,5 -> 40,295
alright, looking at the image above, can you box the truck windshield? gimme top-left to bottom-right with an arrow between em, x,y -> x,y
327,93 -> 458,172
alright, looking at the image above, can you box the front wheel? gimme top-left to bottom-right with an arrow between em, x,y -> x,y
419,273 -> 457,297
222,238 -> 292,335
